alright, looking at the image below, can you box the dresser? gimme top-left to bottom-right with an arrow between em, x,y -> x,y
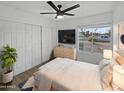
53,46 -> 76,60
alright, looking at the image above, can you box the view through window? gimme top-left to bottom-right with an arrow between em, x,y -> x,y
79,26 -> 112,54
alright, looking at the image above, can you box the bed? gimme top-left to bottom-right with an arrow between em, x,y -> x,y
32,51 -> 124,91
33,58 -> 105,91
21,51 -> 124,91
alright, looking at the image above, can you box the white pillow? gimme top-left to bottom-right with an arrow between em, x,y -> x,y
99,59 -> 115,71
100,64 -> 113,91
99,59 -> 110,71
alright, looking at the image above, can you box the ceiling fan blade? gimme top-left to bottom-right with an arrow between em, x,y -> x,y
47,1 -> 59,12
64,13 -> 75,16
62,4 -> 80,13
40,12 -> 56,14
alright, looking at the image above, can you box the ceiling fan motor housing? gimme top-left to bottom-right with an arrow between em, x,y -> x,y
57,11 -> 63,16
57,5 -> 63,16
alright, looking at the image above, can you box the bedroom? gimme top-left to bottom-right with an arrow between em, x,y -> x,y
0,0 -> 124,91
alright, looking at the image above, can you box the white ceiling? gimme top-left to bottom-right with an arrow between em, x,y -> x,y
0,1 -> 117,19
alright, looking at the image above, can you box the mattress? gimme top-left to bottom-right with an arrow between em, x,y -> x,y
33,58 -> 102,91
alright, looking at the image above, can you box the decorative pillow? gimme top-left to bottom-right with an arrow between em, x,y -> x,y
99,59 -> 116,71
99,59 -> 110,71
100,64 -> 113,91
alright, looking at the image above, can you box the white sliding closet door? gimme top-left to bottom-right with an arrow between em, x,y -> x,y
25,24 -> 32,70
32,25 -> 41,67
0,19 -> 42,75
15,23 -> 25,74
42,27 -> 52,61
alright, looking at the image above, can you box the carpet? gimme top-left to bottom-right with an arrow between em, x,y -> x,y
18,76 -> 34,91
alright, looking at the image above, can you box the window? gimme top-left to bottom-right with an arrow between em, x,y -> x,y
78,25 -> 112,54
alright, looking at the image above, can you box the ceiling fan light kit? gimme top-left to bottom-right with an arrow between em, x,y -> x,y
40,1 -> 80,19
57,15 -> 63,19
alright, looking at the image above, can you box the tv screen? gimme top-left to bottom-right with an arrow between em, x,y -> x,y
58,29 -> 75,44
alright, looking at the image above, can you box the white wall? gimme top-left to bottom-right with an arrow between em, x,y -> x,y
113,2 -> 124,51
56,12 -> 113,64
113,2 -> 124,24
0,4 -> 58,75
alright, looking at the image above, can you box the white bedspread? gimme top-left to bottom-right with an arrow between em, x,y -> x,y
33,58 -> 102,91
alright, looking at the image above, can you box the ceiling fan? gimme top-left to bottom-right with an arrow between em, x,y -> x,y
40,1 -> 80,19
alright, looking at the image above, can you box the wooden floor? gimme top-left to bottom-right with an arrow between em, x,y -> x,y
0,61 -> 49,91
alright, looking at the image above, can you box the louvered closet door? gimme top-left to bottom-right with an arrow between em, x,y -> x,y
31,25 -> 41,67
25,24 -> 42,70
16,23 -> 26,74
25,24 -> 32,70
0,19 -> 42,75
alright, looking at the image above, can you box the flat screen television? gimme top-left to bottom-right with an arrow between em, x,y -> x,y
58,29 -> 75,44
